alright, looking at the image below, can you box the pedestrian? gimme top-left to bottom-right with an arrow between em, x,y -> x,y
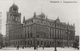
77,47 -> 79,50
38,45 -> 39,48
43,45 -> 44,50
22,45 -> 24,49
34,45 -> 36,50
16,45 -> 19,50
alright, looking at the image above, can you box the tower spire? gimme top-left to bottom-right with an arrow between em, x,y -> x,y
33,12 -> 36,18
57,16 -> 59,19
56,16 -> 60,22
41,4 -> 43,13
73,23 -> 75,27
13,0 -> 15,5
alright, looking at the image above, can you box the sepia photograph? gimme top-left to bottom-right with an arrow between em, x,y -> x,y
0,0 -> 80,51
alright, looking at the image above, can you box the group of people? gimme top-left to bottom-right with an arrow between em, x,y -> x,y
16,45 -> 44,50
16,45 -> 25,50
34,45 -> 44,50
72,40 -> 79,50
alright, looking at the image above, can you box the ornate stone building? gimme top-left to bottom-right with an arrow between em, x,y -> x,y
0,33 -> 3,47
6,3 -> 23,46
75,36 -> 79,42
0,12 -> 2,33
6,4 -> 75,47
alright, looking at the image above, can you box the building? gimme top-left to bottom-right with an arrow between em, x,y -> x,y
0,33 -> 3,47
75,36 -> 79,42
6,3 -> 22,46
0,11 -> 2,48
3,35 -> 8,47
6,4 -> 75,47
0,12 -> 2,33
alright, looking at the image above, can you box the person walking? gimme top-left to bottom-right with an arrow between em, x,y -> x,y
42,45 -> 44,50
22,45 -> 24,49
16,45 -> 19,50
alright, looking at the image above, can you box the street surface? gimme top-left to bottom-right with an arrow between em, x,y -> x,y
0,47 -> 79,51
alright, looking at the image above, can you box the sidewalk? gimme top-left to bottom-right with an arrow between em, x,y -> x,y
0,47 -> 79,51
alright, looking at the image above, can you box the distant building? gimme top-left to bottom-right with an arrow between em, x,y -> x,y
6,4 -> 75,47
0,12 -> 2,47
6,3 -> 22,46
0,33 -> 3,47
0,12 -> 2,33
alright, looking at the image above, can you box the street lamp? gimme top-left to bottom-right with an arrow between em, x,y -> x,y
54,20 -> 57,51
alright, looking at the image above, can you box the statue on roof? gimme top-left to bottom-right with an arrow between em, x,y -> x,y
56,16 -> 60,22
38,12 -> 45,19
33,12 -> 36,18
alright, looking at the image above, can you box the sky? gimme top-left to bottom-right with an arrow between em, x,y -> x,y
0,0 -> 80,36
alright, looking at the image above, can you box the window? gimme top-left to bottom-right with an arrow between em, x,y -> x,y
41,41 -> 43,45
50,41 -> 51,45
41,20 -> 43,23
28,33 -> 29,38
15,17 -> 17,21
37,35 -> 39,38
37,20 -> 40,23
52,42 -> 54,45
37,41 -> 39,45
31,41 -> 32,45
28,41 -> 29,44
31,33 -> 32,38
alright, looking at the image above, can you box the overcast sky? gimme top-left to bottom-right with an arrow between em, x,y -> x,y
0,0 -> 80,36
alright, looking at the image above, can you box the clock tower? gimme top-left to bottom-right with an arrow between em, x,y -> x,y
7,3 -> 21,24
6,3 -> 22,46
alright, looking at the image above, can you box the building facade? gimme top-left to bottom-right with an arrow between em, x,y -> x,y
6,4 -> 75,47
0,34 -> 3,47
6,3 -> 23,46
75,36 -> 79,42
0,12 -> 2,33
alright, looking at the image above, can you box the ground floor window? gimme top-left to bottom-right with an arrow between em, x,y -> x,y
37,41 -> 39,45
41,41 -> 43,45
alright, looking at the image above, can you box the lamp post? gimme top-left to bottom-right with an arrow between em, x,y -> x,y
54,20 -> 57,51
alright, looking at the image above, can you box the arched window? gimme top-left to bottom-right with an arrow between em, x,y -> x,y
37,41 -> 39,45
31,33 -> 32,38
37,35 -> 39,38
41,41 -> 43,45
